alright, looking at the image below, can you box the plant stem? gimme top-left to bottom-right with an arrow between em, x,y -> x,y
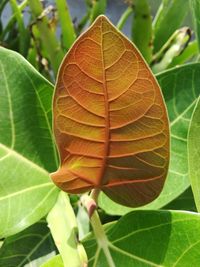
1,0 -> 28,40
90,209 -> 116,267
55,0 -> 76,50
77,11 -> 90,34
90,188 -> 100,203
117,6 -> 133,30
82,190 -> 116,267
29,0 -> 64,75
10,0 -> 29,56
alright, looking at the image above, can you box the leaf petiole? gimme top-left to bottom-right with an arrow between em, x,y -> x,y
82,191 -> 116,267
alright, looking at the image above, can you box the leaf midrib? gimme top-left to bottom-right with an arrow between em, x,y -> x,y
97,17 -> 110,186
0,62 -> 15,149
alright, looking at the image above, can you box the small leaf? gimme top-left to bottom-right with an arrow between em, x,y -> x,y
0,48 -> 58,237
52,15 -> 169,207
0,221 -> 56,267
83,210 -> 200,266
188,96 -> 200,212
153,0 -> 189,52
99,63 -> 200,215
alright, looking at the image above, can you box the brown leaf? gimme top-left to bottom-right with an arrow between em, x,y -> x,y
51,15 -> 170,207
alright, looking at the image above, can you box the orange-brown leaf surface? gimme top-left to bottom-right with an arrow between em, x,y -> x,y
51,15 -> 170,207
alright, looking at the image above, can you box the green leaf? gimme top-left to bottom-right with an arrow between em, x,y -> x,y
190,0 -> 200,51
41,255 -> 64,267
163,187 -> 196,211
188,96 -> 200,212
83,210 -> 200,266
47,192 -> 87,267
132,0 -> 153,63
0,47 -> 58,171
100,63 -> 200,215
0,221 -> 56,267
0,47 -> 58,237
153,0 -> 189,52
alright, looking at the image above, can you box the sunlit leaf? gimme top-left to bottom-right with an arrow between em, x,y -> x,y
52,15 -> 169,207
41,255 -> 63,267
83,210 -> 200,266
0,47 -> 58,237
99,63 -> 200,215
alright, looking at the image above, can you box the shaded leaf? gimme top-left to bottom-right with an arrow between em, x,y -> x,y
188,96 -> 200,212
83,210 -> 200,266
52,15 -> 169,207
163,187 -> 196,211
0,221 -> 56,267
0,47 -> 58,237
100,63 -> 200,215
153,0 -> 189,52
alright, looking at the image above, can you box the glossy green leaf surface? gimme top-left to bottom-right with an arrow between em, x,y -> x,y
83,210 -> 200,266
0,47 -> 58,237
188,96 -> 200,212
100,63 -> 200,215
0,221 -> 56,267
153,0 -> 188,52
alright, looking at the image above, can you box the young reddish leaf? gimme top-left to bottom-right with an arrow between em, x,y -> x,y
51,15 -> 169,207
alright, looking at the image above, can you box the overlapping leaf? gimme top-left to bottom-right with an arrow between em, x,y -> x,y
83,210 -> 200,266
52,15 -> 169,207
0,221 -> 56,267
0,47 -> 58,237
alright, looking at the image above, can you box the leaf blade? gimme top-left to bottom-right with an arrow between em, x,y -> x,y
0,221 -> 56,267
99,63 -> 200,215
83,210 -> 200,266
52,15 -> 169,207
0,47 -> 59,237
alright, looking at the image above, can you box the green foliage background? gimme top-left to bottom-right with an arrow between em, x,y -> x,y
1,0 -> 200,266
